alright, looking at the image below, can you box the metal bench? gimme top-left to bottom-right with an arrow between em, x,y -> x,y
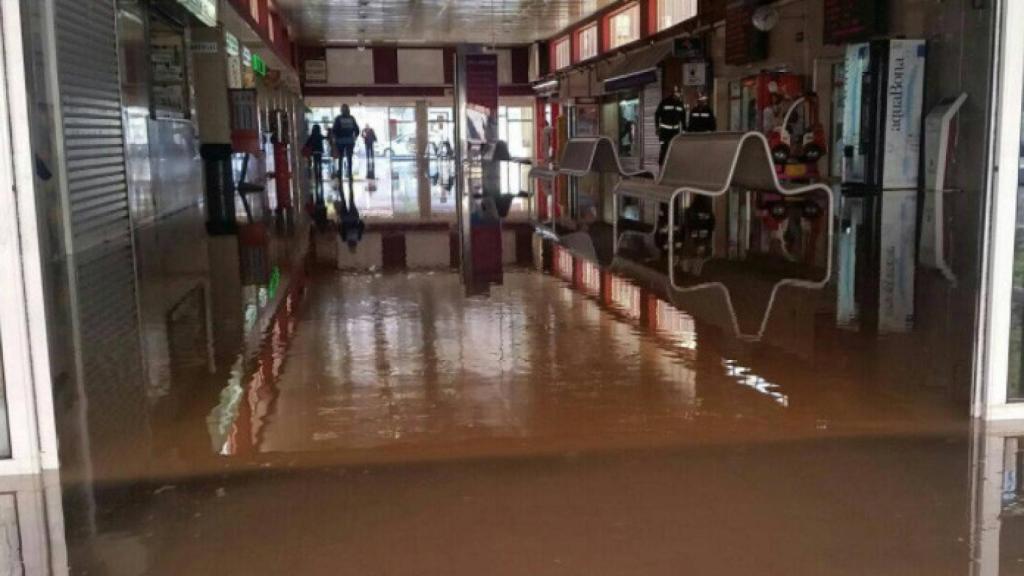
530,136 -> 653,237
613,132 -> 835,339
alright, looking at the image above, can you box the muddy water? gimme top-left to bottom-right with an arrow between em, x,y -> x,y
51,268 -> 999,575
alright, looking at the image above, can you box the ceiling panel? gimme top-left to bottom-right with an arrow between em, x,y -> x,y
275,0 -> 619,45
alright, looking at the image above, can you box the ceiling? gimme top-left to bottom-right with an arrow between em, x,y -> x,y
274,0 -> 619,45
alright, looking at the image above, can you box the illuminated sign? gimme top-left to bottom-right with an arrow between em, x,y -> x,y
177,0 -> 217,27
225,31 -> 240,57
252,54 -> 268,77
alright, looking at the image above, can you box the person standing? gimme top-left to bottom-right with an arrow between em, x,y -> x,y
332,104 -> 360,183
304,124 -> 326,207
655,86 -> 686,165
361,126 -> 377,168
687,93 -> 717,133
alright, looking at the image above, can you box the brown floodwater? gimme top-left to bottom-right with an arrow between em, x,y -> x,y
40,265 -> 1017,575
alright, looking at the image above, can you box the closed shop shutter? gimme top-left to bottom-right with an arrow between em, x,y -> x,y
642,75 -> 662,174
54,0 -> 147,476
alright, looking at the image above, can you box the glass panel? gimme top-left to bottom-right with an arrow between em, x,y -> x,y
610,4 -> 640,49
428,107 -> 454,157
388,106 -> 417,158
618,96 -> 640,157
1010,48 -> 1024,399
658,0 -> 698,31
0,344 -> 10,458
579,25 -> 599,60
555,37 -> 571,69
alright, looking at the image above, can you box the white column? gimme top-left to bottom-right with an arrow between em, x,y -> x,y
979,0 -> 1024,419
0,0 -> 61,474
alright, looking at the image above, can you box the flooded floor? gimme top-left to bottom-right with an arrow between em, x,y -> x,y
29,265 -> 1022,575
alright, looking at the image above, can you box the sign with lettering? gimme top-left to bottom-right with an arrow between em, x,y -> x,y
225,31 -> 240,57
304,59 -> 327,84
177,0 -> 217,28
824,0 -> 886,45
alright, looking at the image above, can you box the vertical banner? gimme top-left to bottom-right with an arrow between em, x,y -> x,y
456,50 -> 503,292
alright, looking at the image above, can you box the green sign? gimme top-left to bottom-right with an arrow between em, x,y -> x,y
252,54 -> 267,77
177,0 -> 217,28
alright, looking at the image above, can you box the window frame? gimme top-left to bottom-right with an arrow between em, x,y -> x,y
657,0 -> 698,32
608,3 -> 641,50
577,23 -> 599,62
553,36 -> 572,70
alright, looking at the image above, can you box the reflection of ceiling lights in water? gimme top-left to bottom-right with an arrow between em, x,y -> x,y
723,359 -> 789,407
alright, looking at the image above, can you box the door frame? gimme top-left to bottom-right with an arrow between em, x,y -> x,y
0,0 -> 61,474
977,0 -> 1024,420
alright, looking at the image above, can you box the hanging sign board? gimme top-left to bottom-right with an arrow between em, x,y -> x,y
252,54 -> 268,77
304,59 -> 327,84
673,37 -> 705,62
464,53 -> 499,143
225,31 -> 240,57
177,0 -> 217,28
683,62 -> 708,86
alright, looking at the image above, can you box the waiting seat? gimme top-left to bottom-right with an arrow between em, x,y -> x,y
613,131 -> 834,296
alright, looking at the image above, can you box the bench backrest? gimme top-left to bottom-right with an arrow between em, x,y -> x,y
659,132 -> 779,192
559,137 -> 637,176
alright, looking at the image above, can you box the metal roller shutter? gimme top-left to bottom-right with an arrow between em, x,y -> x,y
53,0 -> 148,477
642,75 -> 662,175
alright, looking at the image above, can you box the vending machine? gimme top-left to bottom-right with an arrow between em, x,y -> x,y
836,39 -> 926,333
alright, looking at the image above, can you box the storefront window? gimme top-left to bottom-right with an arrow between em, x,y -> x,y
428,108 -> 454,157
657,0 -> 697,31
554,37 -> 571,70
617,96 -> 640,157
389,106 -> 417,158
609,4 -> 640,49
498,106 -> 535,195
578,25 -> 599,61
1008,82 -> 1024,400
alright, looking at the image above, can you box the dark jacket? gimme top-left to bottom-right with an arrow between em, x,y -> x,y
305,130 -> 325,155
687,104 -> 717,133
333,114 -> 360,146
655,95 -> 686,137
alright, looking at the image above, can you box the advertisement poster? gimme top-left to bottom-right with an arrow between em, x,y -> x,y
464,54 -> 498,143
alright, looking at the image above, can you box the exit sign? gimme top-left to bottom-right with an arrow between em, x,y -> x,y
252,54 -> 267,76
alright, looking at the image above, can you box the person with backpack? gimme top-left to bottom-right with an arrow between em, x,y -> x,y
332,104 -> 360,183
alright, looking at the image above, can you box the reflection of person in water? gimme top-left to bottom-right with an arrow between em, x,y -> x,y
335,182 -> 365,252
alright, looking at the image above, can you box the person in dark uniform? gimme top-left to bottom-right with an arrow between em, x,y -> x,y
655,86 -> 686,165
687,93 -> 717,133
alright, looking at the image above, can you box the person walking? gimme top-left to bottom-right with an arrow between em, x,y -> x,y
655,86 -> 686,165
304,124 -> 326,207
332,104 -> 360,183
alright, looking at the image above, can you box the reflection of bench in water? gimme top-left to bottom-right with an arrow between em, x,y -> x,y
529,137 -> 653,260
612,132 -> 835,341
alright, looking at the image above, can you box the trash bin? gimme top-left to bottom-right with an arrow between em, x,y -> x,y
201,143 -> 236,235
